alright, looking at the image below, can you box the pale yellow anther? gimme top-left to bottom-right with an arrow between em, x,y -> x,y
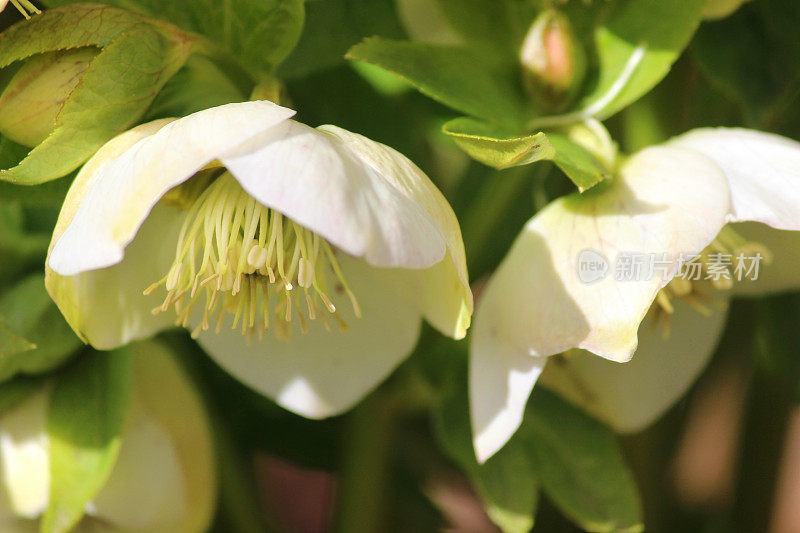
298,258 -> 314,288
653,227 -> 772,338
657,290 -> 675,314
667,277 -> 692,297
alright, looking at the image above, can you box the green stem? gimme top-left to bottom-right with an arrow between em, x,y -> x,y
212,418 -> 277,533
334,395 -> 395,533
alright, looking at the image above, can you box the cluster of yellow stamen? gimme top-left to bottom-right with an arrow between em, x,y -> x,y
653,226 -> 772,337
146,172 -> 361,342
9,0 -> 41,18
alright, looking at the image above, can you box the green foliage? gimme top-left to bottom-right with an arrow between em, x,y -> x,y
433,348 -> 539,533
0,376 -> 40,414
431,0 -> 534,54
279,0 -> 404,80
692,0 -> 800,131
43,347 -> 134,533
443,117 -> 555,169
0,4 -> 193,183
527,390 -> 643,533
443,117 -> 609,189
0,274 -> 81,382
577,0 -> 705,120
43,0 -> 305,76
0,198 -> 50,280
347,39 -> 528,127
347,0 -> 704,190
432,347 -> 642,533
145,54 -> 248,120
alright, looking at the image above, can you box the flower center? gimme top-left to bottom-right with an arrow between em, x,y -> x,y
146,173 -> 361,341
652,226 -> 772,336
9,0 -> 41,18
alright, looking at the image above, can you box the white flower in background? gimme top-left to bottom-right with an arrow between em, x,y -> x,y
471,128 -> 800,462
0,342 -> 215,532
46,101 -> 472,420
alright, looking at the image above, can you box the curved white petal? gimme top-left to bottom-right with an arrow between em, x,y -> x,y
87,405 -> 185,530
318,125 -> 472,338
730,221 -> 800,297
195,255 -> 422,418
219,122 -> 447,271
470,328 -> 546,463
474,145 -> 730,365
122,341 -> 217,533
48,101 -> 295,276
541,295 -> 730,433
669,128 -> 800,230
0,388 -> 50,519
45,205 -> 184,350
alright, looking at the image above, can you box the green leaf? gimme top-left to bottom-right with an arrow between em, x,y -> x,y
0,317 -> 35,358
44,0 -> 305,76
0,274 -> 81,383
443,117 -> 554,169
547,133 -> 609,192
2,26 -> 192,184
432,348 -> 539,533
144,54 -> 247,120
43,347 -> 135,533
0,200 -> 50,279
0,177 -> 72,207
347,38 -> 529,127
0,376 -> 40,414
526,389 -> 643,533
692,1 -> 800,130
577,0 -> 704,119
443,117 -> 608,190
431,0 -> 534,55
0,4 -> 151,65
278,0 -> 405,80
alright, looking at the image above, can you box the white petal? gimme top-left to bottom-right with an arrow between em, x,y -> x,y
45,205 -> 184,350
123,341 -> 217,533
475,145 -> 730,364
0,388 -> 50,519
195,255 -> 422,418
470,324 -> 546,463
730,221 -> 800,297
669,128 -> 800,230
318,125 -> 472,338
48,101 -> 295,276
220,122 -> 446,270
87,404 -> 186,530
540,295 -> 730,432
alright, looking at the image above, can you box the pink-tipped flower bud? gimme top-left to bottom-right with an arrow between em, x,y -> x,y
519,10 -> 585,111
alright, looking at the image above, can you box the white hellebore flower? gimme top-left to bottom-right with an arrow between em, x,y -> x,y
0,342 -> 215,532
46,101 -> 472,419
471,128 -> 800,462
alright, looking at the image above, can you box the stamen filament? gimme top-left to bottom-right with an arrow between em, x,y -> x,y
148,172 -> 361,341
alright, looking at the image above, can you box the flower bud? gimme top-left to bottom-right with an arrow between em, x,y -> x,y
0,47 -> 98,147
702,0 -> 751,19
519,10 -> 585,111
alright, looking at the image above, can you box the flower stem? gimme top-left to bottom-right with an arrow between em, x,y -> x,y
334,395 -> 395,533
